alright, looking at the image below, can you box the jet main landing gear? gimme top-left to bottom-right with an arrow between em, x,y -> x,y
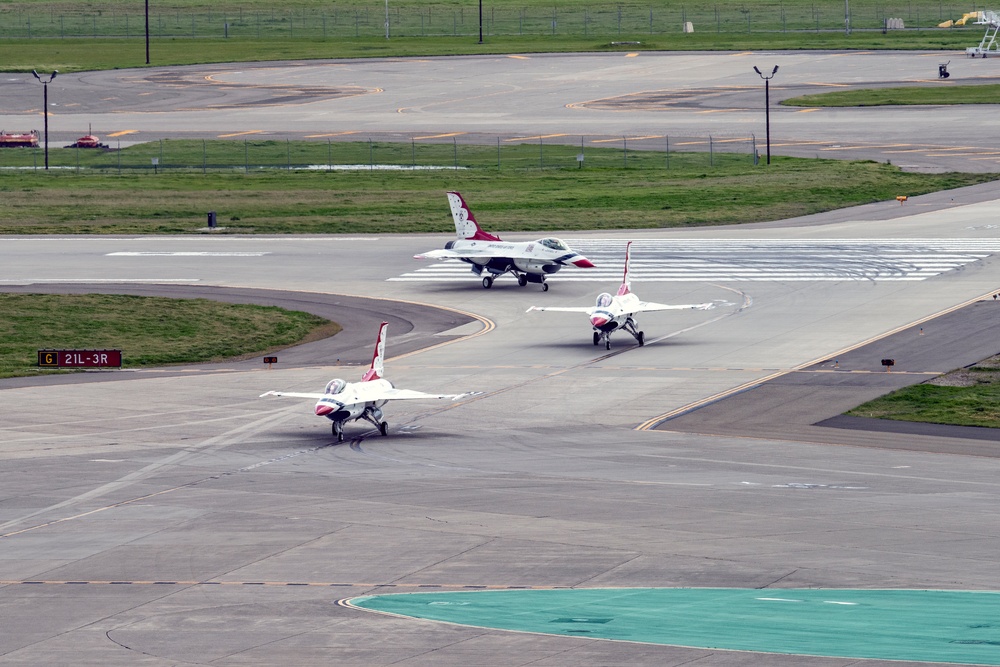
623,317 -> 645,347
482,271 -> 549,290
361,407 -> 390,437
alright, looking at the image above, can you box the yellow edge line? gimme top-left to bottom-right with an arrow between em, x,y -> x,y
413,132 -> 466,140
217,130 -> 263,138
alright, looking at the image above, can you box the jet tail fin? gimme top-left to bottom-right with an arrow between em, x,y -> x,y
617,241 -> 633,296
361,321 -> 388,382
448,192 -> 502,241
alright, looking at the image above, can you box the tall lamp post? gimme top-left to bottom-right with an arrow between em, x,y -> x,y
145,0 -> 150,64
479,0 -> 483,43
753,65 -> 778,165
32,69 -> 57,171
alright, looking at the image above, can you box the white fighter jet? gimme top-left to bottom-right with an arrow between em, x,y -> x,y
527,241 -> 715,350
414,191 -> 595,291
260,322 -> 470,442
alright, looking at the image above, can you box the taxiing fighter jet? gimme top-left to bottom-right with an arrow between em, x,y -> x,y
260,322 -> 470,441
527,241 -> 715,350
414,191 -> 595,291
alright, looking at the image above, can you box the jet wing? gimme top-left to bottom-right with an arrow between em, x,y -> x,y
259,390 -> 327,399
633,301 -> 716,313
414,248 -> 483,260
525,306 -> 595,314
260,389 -> 475,401
379,388 -> 470,401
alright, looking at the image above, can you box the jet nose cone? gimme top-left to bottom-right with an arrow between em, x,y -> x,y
573,257 -> 595,268
315,405 -> 334,416
591,315 -> 609,328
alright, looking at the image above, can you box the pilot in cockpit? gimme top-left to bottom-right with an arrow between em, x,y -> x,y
538,237 -> 569,251
595,292 -> 613,308
324,379 -> 347,395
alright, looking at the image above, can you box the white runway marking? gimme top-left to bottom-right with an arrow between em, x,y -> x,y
392,238 -> 1000,283
106,251 -> 270,257
0,278 -> 201,284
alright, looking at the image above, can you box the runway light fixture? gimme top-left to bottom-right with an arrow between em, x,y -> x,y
31,69 -> 57,171
753,64 -> 779,165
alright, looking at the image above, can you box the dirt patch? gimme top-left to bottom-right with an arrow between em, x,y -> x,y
926,353 -> 1000,387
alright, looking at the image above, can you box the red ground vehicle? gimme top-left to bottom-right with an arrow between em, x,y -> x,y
68,134 -> 109,149
0,130 -> 39,147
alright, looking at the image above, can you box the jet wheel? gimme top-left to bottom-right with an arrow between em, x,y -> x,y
637,331 -> 645,346
593,332 -> 600,346
333,423 -> 344,442
605,339 -> 612,350
517,274 -> 528,287
379,421 -> 389,437
482,276 -> 493,289
541,283 -> 549,292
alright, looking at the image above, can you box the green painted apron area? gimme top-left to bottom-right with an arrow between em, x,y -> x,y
351,588 -> 1000,664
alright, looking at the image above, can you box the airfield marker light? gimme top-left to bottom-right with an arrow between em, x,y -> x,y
32,69 -> 57,170
753,65 -> 779,165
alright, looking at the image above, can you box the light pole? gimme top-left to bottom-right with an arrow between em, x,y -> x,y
32,69 -> 57,171
479,0 -> 483,43
753,65 -> 778,165
145,0 -> 150,64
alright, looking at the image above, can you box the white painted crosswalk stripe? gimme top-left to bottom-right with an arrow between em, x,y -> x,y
390,238 -> 1000,283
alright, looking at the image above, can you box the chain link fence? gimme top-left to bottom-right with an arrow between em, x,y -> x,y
0,133 -> 761,173
0,3 -> 976,39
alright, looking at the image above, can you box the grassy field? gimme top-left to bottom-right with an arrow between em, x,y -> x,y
1,29 -> 984,73
846,354 -> 1000,428
0,148 -> 992,234
784,84 -> 1000,107
0,0 -> 987,72
0,294 -> 339,378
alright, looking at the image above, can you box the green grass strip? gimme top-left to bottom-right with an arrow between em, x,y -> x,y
847,356 -> 1000,428
0,294 -> 339,378
784,84 -> 1000,107
0,145 -> 993,234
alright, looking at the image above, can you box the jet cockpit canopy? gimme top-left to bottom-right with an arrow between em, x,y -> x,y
537,237 -> 569,251
596,292 -> 613,308
324,379 -> 347,395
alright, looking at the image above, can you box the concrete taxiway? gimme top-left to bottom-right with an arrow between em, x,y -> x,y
2,53 -> 1000,666
3,51 -> 1000,170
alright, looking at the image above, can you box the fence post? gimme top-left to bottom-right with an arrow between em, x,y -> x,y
369,138 -> 373,170
203,139 -> 206,174
497,136 -> 501,171
623,136 -> 627,168
286,138 -> 290,170
665,134 -> 669,169
709,135 -> 714,167
328,138 -> 332,171
539,136 -> 543,169
245,138 -> 248,173
411,137 -> 415,167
